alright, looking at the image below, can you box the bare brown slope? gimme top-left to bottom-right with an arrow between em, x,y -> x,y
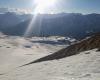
21,34 -> 100,67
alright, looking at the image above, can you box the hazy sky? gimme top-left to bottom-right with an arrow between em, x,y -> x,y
0,0 -> 100,14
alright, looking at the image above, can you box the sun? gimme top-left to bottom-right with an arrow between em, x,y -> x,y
24,0 -> 56,37
34,0 -> 56,14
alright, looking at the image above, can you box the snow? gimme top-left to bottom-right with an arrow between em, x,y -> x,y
0,36 -> 100,80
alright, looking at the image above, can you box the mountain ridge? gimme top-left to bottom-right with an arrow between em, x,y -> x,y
1,13 -> 100,39
20,33 -> 100,66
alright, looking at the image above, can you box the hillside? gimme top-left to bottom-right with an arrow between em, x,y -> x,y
0,35 -> 100,80
22,33 -> 100,65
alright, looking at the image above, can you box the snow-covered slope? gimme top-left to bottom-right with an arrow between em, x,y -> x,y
0,35 -> 67,74
0,35 -> 100,80
0,48 -> 100,80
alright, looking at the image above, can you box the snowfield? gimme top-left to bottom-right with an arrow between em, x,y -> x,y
0,36 -> 100,80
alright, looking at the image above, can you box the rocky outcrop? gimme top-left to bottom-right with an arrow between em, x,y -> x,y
21,34 -> 100,67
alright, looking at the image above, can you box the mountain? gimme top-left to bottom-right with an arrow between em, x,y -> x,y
0,12 -> 32,32
0,13 -> 100,39
0,12 -> 32,27
0,33 -> 100,80
21,33 -> 100,66
0,12 -> 21,27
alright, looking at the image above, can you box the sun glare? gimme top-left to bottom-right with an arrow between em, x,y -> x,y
34,0 -> 56,14
24,0 -> 57,37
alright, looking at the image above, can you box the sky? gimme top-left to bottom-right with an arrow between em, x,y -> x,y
0,0 -> 100,14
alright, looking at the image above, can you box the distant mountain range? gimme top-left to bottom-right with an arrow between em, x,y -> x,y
0,12 -> 100,39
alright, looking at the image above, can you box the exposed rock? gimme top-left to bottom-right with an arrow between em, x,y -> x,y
21,33 -> 100,66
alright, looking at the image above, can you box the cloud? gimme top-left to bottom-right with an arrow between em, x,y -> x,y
0,7 -> 32,14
